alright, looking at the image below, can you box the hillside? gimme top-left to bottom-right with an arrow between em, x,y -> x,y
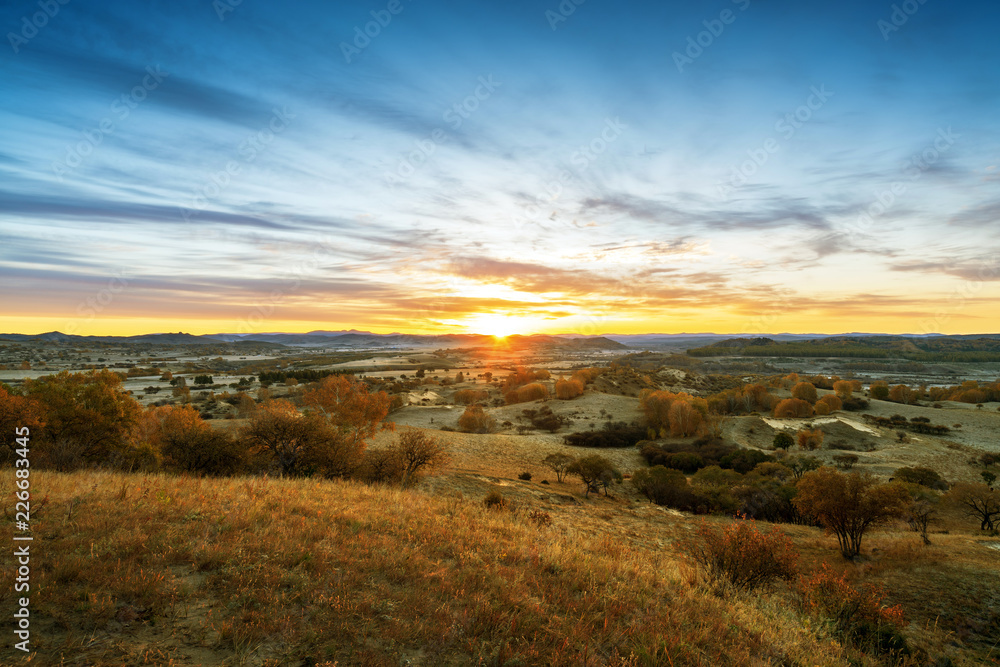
0,469 -> 928,666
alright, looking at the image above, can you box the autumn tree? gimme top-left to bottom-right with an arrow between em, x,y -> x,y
567,454 -> 621,497
816,394 -> 842,413
869,381 -> 890,401
772,432 -> 794,450
797,428 -> 824,451
773,398 -> 813,418
794,468 -> 910,559
542,452 -> 576,482
457,405 -> 496,433
394,428 -> 447,486
25,370 -> 142,470
453,389 -> 488,405
668,399 -> 703,437
142,405 -> 244,475
302,374 -> 393,455
833,380 -> 854,400
791,382 -> 818,403
555,378 -> 584,400
947,483 -> 1000,531
240,400 -> 354,477
0,385 -> 45,466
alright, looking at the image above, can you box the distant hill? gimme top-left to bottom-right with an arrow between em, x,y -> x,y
687,335 -> 1000,362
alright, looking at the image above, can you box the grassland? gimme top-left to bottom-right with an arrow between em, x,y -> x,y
3,465 -> 998,666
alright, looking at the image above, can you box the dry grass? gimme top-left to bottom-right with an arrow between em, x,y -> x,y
0,469 -> 899,666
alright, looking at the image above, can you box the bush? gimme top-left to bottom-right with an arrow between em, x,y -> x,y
504,382 -> 549,405
483,490 -> 508,510
555,378 -> 584,400
632,466 -> 692,506
895,466 -> 948,490
686,516 -> 798,591
518,471 -> 532,481
797,428 -> 824,451
774,398 -> 813,418
800,563 -> 908,657
772,432 -> 794,450
453,389 -> 488,405
457,405 -> 497,433
719,448 -> 774,474
832,453 -> 859,470
791,382 -> 818,403
666,452 -> 705,474
564,422 -> 647,448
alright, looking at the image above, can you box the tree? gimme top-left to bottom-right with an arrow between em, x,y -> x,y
631,465 -> 689,506
772,432 -> 795,450
455,371 -> 464,383
302,375 -> 393,454
240,400 -> 352,477
668,400 -> 703,437
797,428 -> 824,451
787,456 -> 822,480
833,380 -> 854,400
394,428 -> 447,486
457,405 -> 496,433
791,382 -> 818,403
773,398 -> 813,418
816,394 -> 842,413
794,468 -> 910,559
542,452 -> 575,482
567,454 -> 620,497
947,483 -> 1000,531
555,378 -> 584,400
142,404 -> 244,475
869,381 -> 889,401
0,385 -> 45,465
25,370 -> 142,470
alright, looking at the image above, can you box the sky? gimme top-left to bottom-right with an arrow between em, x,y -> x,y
1,0 -> 999,337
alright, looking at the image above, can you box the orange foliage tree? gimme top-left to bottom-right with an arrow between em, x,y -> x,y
25,370 -> 142,470
816,394 -> 842,413
555,378 -> 584,400
796,428 -> 824,450
504,382 -> 549,405
453,389 -> 488,405
773,398 -> 813,418
301,375 -> 393,454
457,405 -> 497,433
240,399 -> 354,477
791,382 -> 818,403
0,385 -> 45,465
832,380 -> 854,399
668,400 -> 703,437
794,468 -> 909,559
142,404 -> 244,475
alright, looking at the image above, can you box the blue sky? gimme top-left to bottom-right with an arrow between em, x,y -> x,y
2,0 -> 999,336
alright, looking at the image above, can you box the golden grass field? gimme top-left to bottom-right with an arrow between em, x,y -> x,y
2,455 -> 998,666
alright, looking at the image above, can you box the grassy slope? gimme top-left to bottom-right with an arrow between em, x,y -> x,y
2,470 -> 887,667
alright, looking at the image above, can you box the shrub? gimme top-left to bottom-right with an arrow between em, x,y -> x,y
772,432 -> 794,450
774,398 -> 813,418
666,452 -> 705,474
800,563 -> 908,657
894,466 -> 948,490
817,394 -> 842,412
483,490 -> 508,510
457,405 -> 497,433
564,422 -> 646,448
632,466 -> 696,508
869,381 -> 890,400
504,382 -> 549,405
686,516 -> 798,591
797,428 -> 824,451
555,378 -> 584,400
518,471 -> 532,481
528,509 -> 552,526
791,382 -> 818,403
719,448 -> 773,474
833,380 -> 854,399
832,453 -> 859,470
453,389 -> 488,405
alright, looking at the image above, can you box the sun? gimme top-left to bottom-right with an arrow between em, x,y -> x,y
464,314 -> 527,338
